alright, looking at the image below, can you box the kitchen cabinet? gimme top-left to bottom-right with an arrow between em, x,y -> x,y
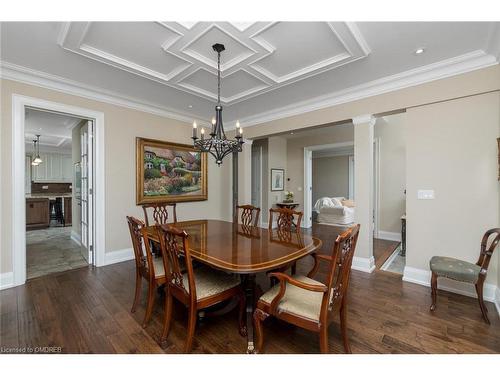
64,197 -> 72,226
26,198 -> 50,229
31,152 -> 73,182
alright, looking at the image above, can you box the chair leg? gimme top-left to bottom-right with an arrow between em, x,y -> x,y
253,308 -> 269,354
184,305 -> 197,353
238,291 -> 247,337
131,272 -> 142,313
160,288 -> 173,343
319,324 -> 329,354
340,298 -> 351,354
475,282 -> 490,324
142,281 -> 155,328
430,272 -> 438,311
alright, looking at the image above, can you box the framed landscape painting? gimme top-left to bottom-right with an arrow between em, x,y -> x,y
136,137 -> 207,204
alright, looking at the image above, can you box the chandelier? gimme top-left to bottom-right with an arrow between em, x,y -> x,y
31,135 -> 43,166
191,43 -> 243,166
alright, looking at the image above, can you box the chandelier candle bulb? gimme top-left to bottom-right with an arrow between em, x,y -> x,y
192,121 -> 197,139
201,127 -> 205,140
236,121 -> 240,129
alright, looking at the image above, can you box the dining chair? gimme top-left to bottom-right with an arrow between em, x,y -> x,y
268,207 -> 303,232
237,204 -> 261,227
269,207 -> 303,275
254,224 -> 360,354
126,216 -> 166,328
153,224 -> 246,353
430,228 -> 500,324
142,202 -> 177,226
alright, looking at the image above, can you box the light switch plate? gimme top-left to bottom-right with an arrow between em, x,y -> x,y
417,189 -> 435,199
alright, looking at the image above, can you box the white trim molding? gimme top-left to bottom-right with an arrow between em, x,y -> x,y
351,256 -> 376,273
0,61 -> 208,127
376,231 -> 402,242
0,272 -> 14,291
403,266 -> 498,304
104,248 -> 134,266
239,50 -> 498,127
11,95 -> 106,288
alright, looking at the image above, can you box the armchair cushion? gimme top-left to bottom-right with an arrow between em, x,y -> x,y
259,275 -> 326,321
430,256 -> 481,283
182,267 -> 240,300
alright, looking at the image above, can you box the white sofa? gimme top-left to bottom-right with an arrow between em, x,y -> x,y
313,197 -> 355,225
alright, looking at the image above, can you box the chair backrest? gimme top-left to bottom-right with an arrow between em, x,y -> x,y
237,204 -> 261,227
268,207 -> 303,233
321,224 -> 360,318
156,224 -> 196,302
476,228 -> 500,275
142,202 -> 177,226
126,216 -> 154,278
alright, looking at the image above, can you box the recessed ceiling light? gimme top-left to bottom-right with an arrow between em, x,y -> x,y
415,48 -> 425,55
188,105 -> 193,108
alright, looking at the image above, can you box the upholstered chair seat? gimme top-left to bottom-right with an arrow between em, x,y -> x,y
181,267 -> 241,300
429,228 -> 500,324
259,275 -> 326,321
151,256 -> 166,277
430,256 -> 480,283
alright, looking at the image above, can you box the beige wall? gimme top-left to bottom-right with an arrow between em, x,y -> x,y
286,123 -> 354,211
312,155 -> 349,202
406,91 -> 499,284
1,79 -> 231,273
268,136 -> 287,212
375,114 -> 407,234
251,139 -> 269,222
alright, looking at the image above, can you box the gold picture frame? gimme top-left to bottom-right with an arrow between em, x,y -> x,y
136,137 -> 207,205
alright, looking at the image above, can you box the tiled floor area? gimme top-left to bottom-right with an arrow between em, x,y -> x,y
26,226 -> 88,279
381,244 -> 406,274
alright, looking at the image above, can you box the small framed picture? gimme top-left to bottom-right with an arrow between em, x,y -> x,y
271,168 -> 285,191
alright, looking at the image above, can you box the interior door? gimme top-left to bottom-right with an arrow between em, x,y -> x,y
80,120 -> 94,264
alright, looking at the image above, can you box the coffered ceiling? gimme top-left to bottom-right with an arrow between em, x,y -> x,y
59,22 -> 369,105
1,22 -> 499,128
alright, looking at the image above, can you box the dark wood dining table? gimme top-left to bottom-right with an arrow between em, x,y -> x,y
145,219 -> 322,353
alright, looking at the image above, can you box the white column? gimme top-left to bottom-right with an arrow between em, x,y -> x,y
353,115 -> 376,273
238,139 -> 253,213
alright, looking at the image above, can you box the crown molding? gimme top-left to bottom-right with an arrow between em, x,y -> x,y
0,61 -> 209,126
239,50 -> 498,128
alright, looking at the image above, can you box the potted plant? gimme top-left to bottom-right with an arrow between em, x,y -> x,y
284,190 -> 294,203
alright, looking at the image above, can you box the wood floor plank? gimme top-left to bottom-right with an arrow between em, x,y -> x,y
1,223 -> 499,354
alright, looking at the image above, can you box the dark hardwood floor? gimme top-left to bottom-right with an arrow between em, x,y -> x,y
373,238 -> 400,269
1,223 -> 499,354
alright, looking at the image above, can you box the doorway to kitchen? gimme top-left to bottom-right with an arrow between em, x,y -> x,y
11,95 -> 105,287
25,108 -> 94,279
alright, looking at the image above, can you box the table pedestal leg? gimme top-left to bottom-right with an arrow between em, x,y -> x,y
242,274 -> 256,353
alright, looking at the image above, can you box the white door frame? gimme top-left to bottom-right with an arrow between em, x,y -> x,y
11,94 -> 106,287
373,137 -> 381,238
303,141 -> 354,228
251,145 -> 263,211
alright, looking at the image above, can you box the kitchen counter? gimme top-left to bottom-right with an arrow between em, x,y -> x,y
26,193 -> 72,199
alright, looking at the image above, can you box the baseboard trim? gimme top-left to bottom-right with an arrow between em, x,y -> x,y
403,266 -> 498,303
352,256 -> 376,273
103,248 -> 134,266
376,230 -> 402,242
70,230 -> 82,246
0,272 -> 14,290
